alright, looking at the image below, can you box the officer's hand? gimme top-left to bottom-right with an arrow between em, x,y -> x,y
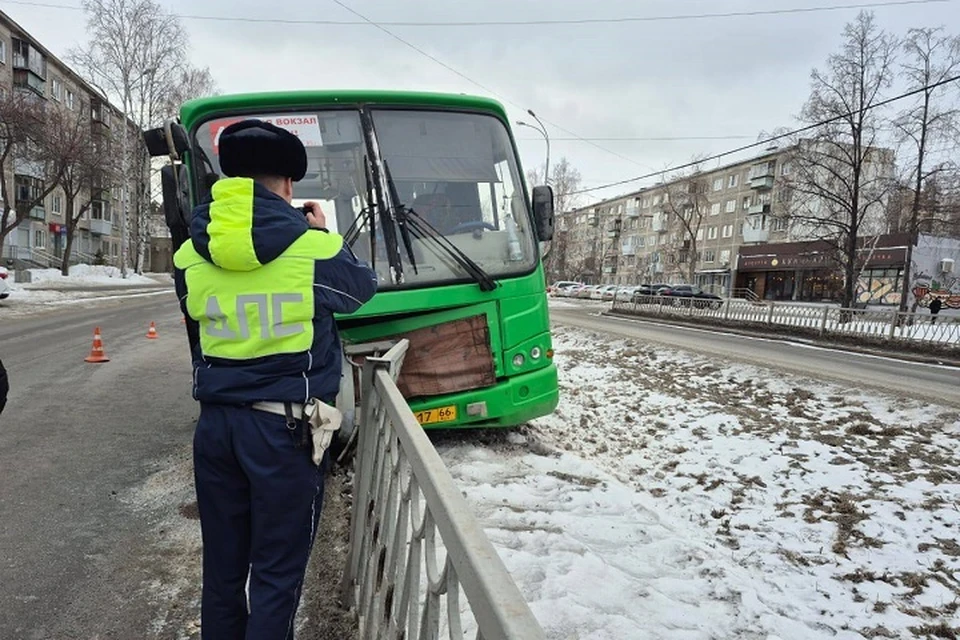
304,202 -> 326,229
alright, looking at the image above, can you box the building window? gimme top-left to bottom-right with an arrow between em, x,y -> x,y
662,192 -> 669,203
642,196 -> 651,208
52,193 -> 62,213
66,90 -> 76,110
0,40 -> 6,65
704,249 -> 716,262
713,177 -> 723,192
772,217 -> 789,232
707,226 -> 719,240
34,229 -> 46,249
91,200 -> 112,222
742,196 -> 751,210
51,77 -> 62,101
720,250 -> 731,264
722,224 -> 733,238
728,174 -> 739,188
725,200 -> 736,214
781,162 -> 792,176
696,228 -> 704,241
710,202 -> 721,216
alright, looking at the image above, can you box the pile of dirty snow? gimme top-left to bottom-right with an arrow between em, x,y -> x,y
20,264 -> 161,288
434,325 -> 960,640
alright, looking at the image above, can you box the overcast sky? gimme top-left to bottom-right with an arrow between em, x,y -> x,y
6,0 -> 960,205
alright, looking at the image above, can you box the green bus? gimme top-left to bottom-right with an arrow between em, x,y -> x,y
145,90 -> 558,429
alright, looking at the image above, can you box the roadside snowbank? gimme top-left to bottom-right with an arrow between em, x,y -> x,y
437,325 -> 960,639
18,264 -> 162,288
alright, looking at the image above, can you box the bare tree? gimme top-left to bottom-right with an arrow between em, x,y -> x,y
157,66 -> 218,122
891,27 -> 960,311
0,92 -> 64,260
663,167 -> 710,284
528,157 -> 583,282
69,0 -> 216,275
527,156 -> 582,214
47,105 -> 117,275
783,11 -> 899,308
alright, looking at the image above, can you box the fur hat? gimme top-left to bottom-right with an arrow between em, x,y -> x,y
218,119 -> 308,182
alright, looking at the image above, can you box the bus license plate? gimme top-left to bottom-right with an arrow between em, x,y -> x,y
415,405 -> 457,425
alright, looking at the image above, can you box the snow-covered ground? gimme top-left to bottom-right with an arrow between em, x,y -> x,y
437,325 -> 960,639
15,264 -> 166,288
2,266 -> 174,319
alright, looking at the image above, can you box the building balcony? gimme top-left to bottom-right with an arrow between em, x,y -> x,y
651,214 -> 667,232
17,203 -> 46,221
749,163 -> 774,179
607,228 -> 620,238
621,242 -> 636,256
742,223 -> 769,244
651,263 -> 664,274
602,265 -> 617,274
625,205 -> 640,218
750,175 -> 775,190
90,218 -> 112,236
747,203 -> 771,215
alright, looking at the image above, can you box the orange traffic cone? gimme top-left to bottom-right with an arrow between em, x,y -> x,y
146,321 -> 159,339
84,327 -> 110,363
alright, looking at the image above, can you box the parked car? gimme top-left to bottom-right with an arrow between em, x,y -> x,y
615,286 -> 640,302
549,281 -> 583,296
0,266 -> 10,300
576,285 -> 598,299
592,285 -> 618,300
658,284 -> 723,309
631,283 -> 669,303
601,285 -> 621,301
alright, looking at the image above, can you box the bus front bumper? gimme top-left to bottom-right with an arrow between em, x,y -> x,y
407,363 -> 559,429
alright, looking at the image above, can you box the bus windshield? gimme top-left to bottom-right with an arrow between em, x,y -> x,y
193,108 -> 538,290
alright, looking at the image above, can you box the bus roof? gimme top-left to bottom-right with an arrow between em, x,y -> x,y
179,90 -> 509,128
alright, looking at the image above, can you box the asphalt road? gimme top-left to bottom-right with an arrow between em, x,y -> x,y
0,291 -> 202,639
550,301 -> 960,408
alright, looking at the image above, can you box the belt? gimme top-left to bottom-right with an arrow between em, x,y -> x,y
250,399 -> 343,466
251,401 -> 305,418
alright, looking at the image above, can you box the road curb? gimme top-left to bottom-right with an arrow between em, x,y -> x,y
600,309 -> 960,369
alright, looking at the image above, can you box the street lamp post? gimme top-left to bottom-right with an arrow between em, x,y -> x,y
516,109 -> 550,185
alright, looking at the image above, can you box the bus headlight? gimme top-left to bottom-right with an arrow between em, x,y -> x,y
512,354 -> 525,368
530,347 -> 542,360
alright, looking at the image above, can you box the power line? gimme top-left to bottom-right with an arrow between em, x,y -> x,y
518,135 -> 756,142
566,73 -> 960,197
1,0 -> 951,25
327,0 -> 653,170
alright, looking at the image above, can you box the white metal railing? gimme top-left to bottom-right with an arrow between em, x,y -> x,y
341,339 -> 545,640
729,288 -> 762,303
610,296 -> 960,348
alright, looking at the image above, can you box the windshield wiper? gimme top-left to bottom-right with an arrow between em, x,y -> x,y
381,160 -> 419,275
359,109 -> 404,285
342,159 -> 377,271
399,201 -> 498,292
359,109 -> 496,292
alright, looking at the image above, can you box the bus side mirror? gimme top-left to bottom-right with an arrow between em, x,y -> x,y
143,121 -> 190,159
532,185 -> 554,241
161,164 -> 192,251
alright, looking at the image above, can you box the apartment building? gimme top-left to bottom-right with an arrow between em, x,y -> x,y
0,9 -> 143,270
556,144 -> 897,301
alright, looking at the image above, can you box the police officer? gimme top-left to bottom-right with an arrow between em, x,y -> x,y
173,119 -> 377,639
0,358 -> 8,415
